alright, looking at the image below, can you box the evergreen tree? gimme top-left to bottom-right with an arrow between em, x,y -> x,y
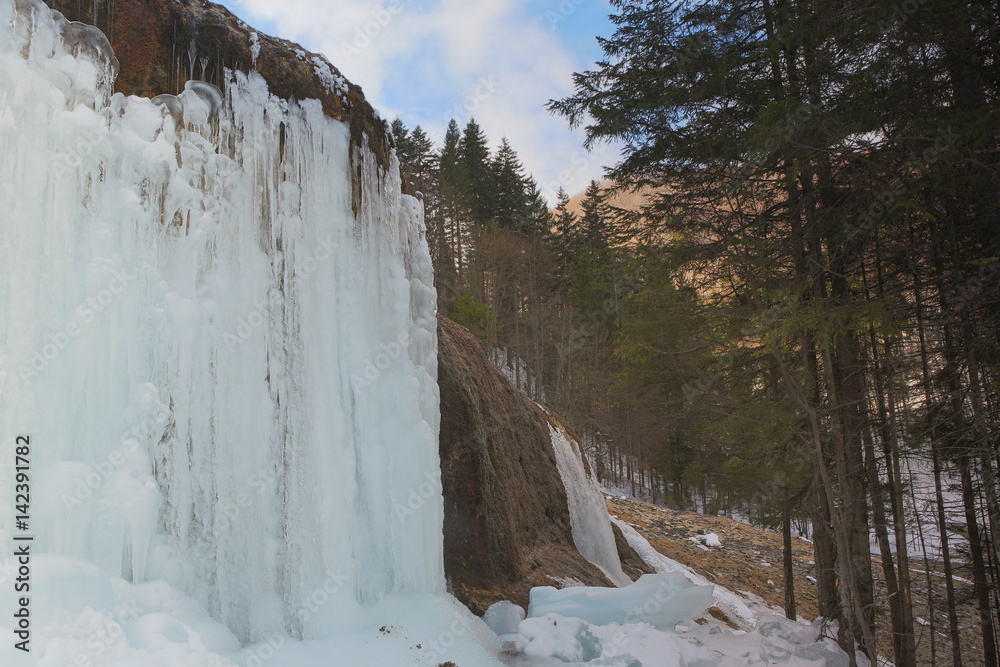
458,118 -> 496,224
438,119 -> 462,188
550,2 -> 1000,664
522,176 -> 552,237
552,187 -> 579,270
579,180 -> 609,251
390,117 -> 414,172
553,187 -> 577,237
409,126 -> 434,176
492,138 -> 529,231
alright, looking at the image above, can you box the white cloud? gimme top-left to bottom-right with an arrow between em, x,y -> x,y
226,0 -> 618,202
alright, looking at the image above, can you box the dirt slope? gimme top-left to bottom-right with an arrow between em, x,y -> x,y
608,495 -> 986,666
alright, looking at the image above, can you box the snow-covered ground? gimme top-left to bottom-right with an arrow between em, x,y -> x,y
494,523 -> 858,666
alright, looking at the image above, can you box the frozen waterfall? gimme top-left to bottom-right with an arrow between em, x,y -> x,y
548,424 -> 631,588
0,0 -> 495,661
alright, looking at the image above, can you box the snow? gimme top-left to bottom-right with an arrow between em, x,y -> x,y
697,533 -> 722,548
492,348 -> 545,400
548,424 -> 632,587
610,518 -> 765,630
517,614 -> 603,663
511,612 -> 852,666
686,532 -> 722,551
527,574 -> 714,630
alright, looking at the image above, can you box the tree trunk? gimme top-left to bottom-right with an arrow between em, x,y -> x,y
958,454 -> 999,666
782,483 -> 797,621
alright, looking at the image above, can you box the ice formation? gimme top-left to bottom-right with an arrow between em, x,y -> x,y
548,424 -> 631,587
527,573 -> 714,630
515,611 -> 852,667
482,600 -> 524,638
0,0 -> 503,664
517,611 -> 717,666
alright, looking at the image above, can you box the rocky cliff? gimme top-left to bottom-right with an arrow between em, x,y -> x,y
44,0 -> 393,169
438,316 -> 617,613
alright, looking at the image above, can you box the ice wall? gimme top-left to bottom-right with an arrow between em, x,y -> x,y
0,0 -> 443,644
548,424 -> 631,587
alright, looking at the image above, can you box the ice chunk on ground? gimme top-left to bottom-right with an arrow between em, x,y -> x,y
515,614 -> 717,666
590,623 -> 716,666
484,600 -> 525,637
590,656 -> 642,667
528,573 -> 714,630
757,614 -> 820,645
517,613 -> 603,662
612,518 -> 762,629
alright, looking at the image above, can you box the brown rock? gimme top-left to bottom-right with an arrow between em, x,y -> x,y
438,315 -> 615,613
43,0 -> 393,170
611,520 -> 655,581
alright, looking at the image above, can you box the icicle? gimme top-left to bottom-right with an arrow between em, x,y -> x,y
249,31 -> 260,69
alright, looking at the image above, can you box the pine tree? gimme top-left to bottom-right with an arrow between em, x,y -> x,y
390,117 -> 414,172
492,138 -> 529,231
439,119 -> 462,188
549,2 -> 1000,664
458,118 -> 496,224
409,126 -> 434,176
522,175 -> 552,237
552,187 -> 579,270
579,180 -> 609,251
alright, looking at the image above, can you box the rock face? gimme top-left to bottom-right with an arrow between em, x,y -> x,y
43,0 -> 392,168
438,316 -> 617,613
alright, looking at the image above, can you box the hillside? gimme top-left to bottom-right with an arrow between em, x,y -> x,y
608,496 -> 987,666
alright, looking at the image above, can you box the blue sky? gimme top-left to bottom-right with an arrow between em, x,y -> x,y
219,0 -> 621,203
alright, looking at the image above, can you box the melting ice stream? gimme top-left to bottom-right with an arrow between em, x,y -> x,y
0,1 -> 859,665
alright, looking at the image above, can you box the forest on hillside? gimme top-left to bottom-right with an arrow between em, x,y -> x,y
390,1 -> 998,665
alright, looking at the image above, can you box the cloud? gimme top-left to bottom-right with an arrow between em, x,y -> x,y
224,0 -> 619,202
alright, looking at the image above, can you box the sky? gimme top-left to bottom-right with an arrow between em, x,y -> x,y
219,0 -> 622,204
